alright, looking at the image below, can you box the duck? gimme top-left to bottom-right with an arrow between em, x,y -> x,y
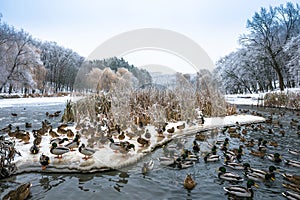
137,136 -> 150,147
125,131 -> 135,140
223,180 -> 259,198
66,129 -> 75,138
282,191 -> 300,200
25,122 -> 32,128
269,141 -> 278,147
250,150 -> 265,158
195,132 -> 206,141
267,153 -> 282,163
39,153 -> 50,170
245,171 -> 274,182
30,144 -> 40,154
64,134 -> 80,151
50,142 -> 70,159
204,153 -> 220,163
282,173 -> 300,185
218,166 -> 243,182
167,127 -> 175,135
177,123 -> 185,130
288,148 -> 300,156
33,132 -> 42,146
119,142 -> 136,155
284,159 -> 300,168
158,156 -> 177,166
2,182 -> 31,200
79,143 -> 96,160
118,131 -> 125,141
109,138 -> 122,152
192,140 -> 200,152
223,161 -> 245,170
184,174 -> 196,190
49,128 -> 59,138
176,158 -> 194,169
246,165 -> 278,180
245,139 -> 255,147
144,129 -> 151,139
142,159 -> 154,174
50,137 -> 69,145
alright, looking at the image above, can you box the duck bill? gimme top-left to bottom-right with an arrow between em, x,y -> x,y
254,183 -> 259,188
271,177 -> 275,181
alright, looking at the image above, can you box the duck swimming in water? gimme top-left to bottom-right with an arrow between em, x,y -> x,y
218,166 -> 243,182
223,180 -> 259,198
184,174 -> 196,190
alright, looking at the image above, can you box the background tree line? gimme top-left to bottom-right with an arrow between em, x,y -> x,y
0,14 -> 151,95
215,2 -> 300,94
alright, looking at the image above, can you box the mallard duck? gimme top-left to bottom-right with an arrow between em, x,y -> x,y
50,137 -> 69,145
192,140 -> 200,152
25,122 -> 32,128
204,153 -> 220,163
49,128 -> 59,138
64,134 -> 80,151
30,144 -> 40,154
66,129 -> 75,138
118,131 -> 125,141
282,173 -> 300,185
184,174 -> 196,190
245,172 -> 274,182
11,113 -> 18,117
33,132 -> 42,146
223,180 -> 259,198
282,191 -> 300,200
158,156 -> 176,166
250,150 -> 265,158
195,133 -> 205,141
223,161 -> 245,170
245,165 -> 278,180
177,123 -> 185,130
167,127 -> 175,135
79,143 -> 96,160
137,136 -> 150,147
218,166 -> 243,182
288,148 -> 300,156
177,159 -> 194,169
227,127 -> 236,133
282,182 -> 300,193
144,129 -> 151,139
39,153 -> 50,170
245,139 -> 255,147
285,159 -> 300,168
2,182 -> 31,200
142,159 -> 154,174
125,131 -> 135,140
267,153 -> 282,163
109,138 -> 122,152
50,142 -> 69,159
269,141 -> 278,147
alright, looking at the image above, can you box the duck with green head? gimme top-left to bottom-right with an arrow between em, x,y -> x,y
223,180 -> 259,198
50,142 -> 69,158
218,166 -> 243,182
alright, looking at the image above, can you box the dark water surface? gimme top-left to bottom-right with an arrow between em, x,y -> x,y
0,100 -> 299,200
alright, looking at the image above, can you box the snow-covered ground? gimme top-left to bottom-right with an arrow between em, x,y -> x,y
0,96 -> 265,174
225,88 -> 300,105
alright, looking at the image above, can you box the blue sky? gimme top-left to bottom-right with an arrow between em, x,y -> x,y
0,0 -> 298,73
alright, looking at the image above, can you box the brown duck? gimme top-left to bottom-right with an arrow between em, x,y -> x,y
137,136 -> 150,147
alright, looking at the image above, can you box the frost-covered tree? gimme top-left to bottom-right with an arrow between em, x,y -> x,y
240,2 -> 300,91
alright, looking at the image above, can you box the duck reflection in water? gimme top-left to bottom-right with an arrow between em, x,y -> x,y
108,171 -> 130,192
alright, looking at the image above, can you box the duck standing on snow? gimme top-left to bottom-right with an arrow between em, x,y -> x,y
137,136 -> 150,147
223,180 -> 259,198
50,142 -> 69,159
30,144 -> 40,154
79,143 -> 96,160
39,153 -> 50,170
65,134 -> 80,151
184,174 -> 196,190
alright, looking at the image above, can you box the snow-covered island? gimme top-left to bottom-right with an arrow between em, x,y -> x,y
0,95 -> 265,175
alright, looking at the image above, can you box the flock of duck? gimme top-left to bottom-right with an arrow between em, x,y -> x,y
1,107 -> 300,199
156,109 -> 300,199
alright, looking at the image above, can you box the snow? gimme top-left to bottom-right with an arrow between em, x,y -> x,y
10,114 -> 265,174
0,96 -> 265,174
225,88 -> 300,105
